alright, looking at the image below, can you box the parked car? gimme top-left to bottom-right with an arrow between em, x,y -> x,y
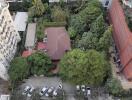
27,87 -> 35,97
53,89 -> 58,96
39,87 -> 48,96
86,87 -> 91,95
81,85 -> 86,92
22,86 -> 31,95
45,87 -> 54,97
76,85 -> 80,92
58,83 -> 62,89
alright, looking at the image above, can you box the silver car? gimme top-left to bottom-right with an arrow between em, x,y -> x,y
27,87 -> 35,97
39,87 -> 48,96
22,86 -> 31,95
45,87 -> 54,97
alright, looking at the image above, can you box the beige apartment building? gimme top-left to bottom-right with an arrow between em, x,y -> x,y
0,0 -> 21,80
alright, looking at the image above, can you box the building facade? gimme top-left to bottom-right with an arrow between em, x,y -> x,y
108,0 -> 132,80
5,0 -> 22,2
0,0 -> 21,80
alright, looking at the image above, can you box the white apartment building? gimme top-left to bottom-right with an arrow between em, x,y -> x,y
0,0 -> 21,80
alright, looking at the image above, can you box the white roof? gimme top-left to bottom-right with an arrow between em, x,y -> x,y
25,23 -> 36,48
14,12 -> 28,31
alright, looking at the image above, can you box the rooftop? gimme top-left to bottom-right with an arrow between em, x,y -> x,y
45,27 -> 71,60
14,12 -> 28,32
22,50 -> 32,57
25,23 -> 36,49
109,0 -> 132,80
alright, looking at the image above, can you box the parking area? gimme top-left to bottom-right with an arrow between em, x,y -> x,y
19,76 -> 76,100
21,76 -> 62,89
10,77 -> 114,100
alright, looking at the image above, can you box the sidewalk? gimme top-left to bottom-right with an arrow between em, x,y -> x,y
110,47 -> 132,90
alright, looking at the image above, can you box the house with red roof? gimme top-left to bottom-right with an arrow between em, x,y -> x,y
44,27 -> 71,61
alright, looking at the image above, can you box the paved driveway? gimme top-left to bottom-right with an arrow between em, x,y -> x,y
21,76 -> 76,100
21,76 -> 62,89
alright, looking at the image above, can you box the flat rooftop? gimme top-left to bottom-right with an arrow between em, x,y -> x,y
25,23 -> 36,48
14,12 -> 28,32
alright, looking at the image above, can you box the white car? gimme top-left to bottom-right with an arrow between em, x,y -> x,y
76,85 -> 80,91
39,87 -> 48,96
45,87 -> 54,97
22,86 -> 31,95
86,87 -> 91,95
58,83 -> 62,89
27,87 -> 35,97
81,85 -> 85,92
53,89 -> 58,96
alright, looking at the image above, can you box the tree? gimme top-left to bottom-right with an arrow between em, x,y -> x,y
68,27 -> 77,39
70,1 -> 102,34
51,6 -> 68,22
78,31 -> 98,50
9,57 -> 29,84
27,51 -> 53,75
70,15 -> 87,34
90,14 -> 106,38
59,49 -> 109,86
28,0 -> 47,17
106,78 -> 123,96
99,26 -> 112,52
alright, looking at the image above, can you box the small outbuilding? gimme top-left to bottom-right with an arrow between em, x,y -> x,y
14,12 -> 28,32
25,23 -> 37,50
44,27 -> 71,60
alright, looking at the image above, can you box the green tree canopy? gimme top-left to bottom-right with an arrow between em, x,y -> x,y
70,1 -> 102,34
9,57 -> 29,83
59,49 -> 109,86
51,6 -> 68,22
77,26 -> 112,51
106,78 -> 123,96
68,27 -> 77,39
99,26 -> 112,52
27,51 -> 53,75
90,14 -> 106,38
78,31 -> 98,50
29,0 -> 47,17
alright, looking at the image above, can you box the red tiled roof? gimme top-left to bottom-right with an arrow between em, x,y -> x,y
37,42 -> 46,50
109,0 -> 132,80
22,50 -> 32,57
44,27 -> 71,60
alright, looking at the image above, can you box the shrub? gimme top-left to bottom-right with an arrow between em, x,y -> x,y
106,78 -> 123,96
9,57 -> 29,87
27,51 -> 53,75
